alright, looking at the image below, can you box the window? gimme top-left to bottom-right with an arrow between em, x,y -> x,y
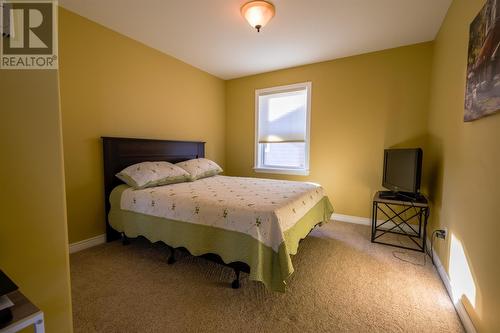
254,82 -> 311,175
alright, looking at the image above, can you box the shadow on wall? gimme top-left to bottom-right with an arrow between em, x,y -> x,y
385,134 -> 429,151
63,136 -> 107,242
419,133 -> 480,329
424,133 -> 444,231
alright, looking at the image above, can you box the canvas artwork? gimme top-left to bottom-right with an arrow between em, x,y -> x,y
465,0 -> 500,122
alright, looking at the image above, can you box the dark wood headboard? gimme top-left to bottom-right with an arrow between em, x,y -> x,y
102,137 -> 205,241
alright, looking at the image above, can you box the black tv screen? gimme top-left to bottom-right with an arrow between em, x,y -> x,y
383,148 -> 422,194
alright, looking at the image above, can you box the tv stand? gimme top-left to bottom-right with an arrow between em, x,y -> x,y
371,191 -> 429,252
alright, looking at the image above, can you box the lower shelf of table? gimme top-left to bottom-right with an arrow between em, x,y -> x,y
371,229 -> 426,252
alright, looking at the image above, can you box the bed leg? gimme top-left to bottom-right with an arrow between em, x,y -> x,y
167,246 -> 176,265
231,269 -> 241,289
121,232 -> 130,245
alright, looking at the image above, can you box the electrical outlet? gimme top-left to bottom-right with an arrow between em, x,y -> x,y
436,229 -> 447,240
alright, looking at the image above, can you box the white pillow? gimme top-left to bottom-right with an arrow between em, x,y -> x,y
176,158 -> 223,181
116,161 -> 190,189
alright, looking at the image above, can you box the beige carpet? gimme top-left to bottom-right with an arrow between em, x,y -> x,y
70,222 -> 464,333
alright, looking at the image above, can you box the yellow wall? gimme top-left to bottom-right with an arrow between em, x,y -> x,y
225,42 -> 433,218
57,3 -> 500,331
0,70 -> 73,332
427,0 -> 500,331
58,8 -> 226,243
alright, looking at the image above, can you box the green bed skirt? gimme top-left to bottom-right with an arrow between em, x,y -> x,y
109,185 -> 334,292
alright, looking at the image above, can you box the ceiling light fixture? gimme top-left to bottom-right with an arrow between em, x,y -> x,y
241,1 -> 275,32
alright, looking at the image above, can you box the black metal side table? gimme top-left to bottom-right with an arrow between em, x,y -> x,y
371,191 -> 429,252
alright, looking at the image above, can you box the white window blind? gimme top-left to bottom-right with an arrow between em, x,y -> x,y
258,89 -> 307,143
254,82 -> 311,176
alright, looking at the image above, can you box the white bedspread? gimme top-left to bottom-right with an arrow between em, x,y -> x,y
120,175 -> 326,251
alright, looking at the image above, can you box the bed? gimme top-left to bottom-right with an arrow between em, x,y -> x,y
103,137 -> 333,292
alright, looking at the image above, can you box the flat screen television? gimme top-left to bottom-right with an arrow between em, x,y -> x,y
382,148 -> 422,199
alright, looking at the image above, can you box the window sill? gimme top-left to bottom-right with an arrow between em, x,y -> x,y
253,167 -> 309,176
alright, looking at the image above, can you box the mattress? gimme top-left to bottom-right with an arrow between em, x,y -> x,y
120,175 -> 326,251
109,175 -> 334,291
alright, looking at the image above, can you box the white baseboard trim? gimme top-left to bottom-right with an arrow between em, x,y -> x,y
331,213 -> 371,225
426,239 -> 477,333
331,213 -> 416,233
69,234 -> 106,254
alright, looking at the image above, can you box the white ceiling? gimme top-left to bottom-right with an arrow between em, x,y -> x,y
59,0 -> 451,80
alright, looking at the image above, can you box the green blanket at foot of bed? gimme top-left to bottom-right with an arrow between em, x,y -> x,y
109,185 -> 333,292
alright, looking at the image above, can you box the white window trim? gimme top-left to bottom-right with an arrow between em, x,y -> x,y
254,81 -> 312,176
